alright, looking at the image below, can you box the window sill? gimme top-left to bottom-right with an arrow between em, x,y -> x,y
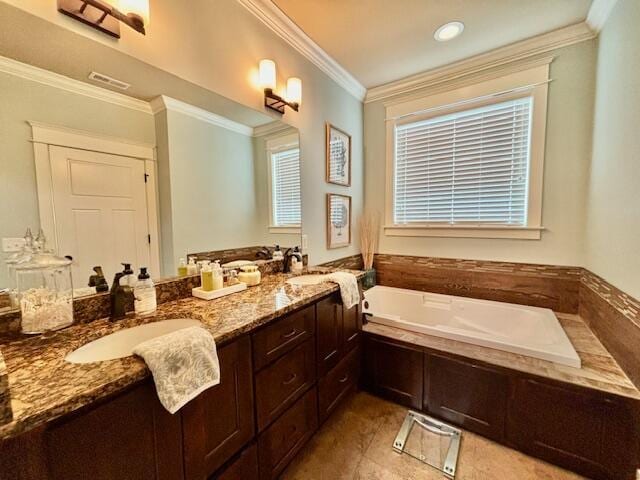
269,226 -> 301,234
384,225 -> 544,240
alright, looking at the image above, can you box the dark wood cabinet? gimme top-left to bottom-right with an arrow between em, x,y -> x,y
257,387 -> 318,480
425,353 -> 508,441
182,336 -> 255,479
342,303 -> 361,354
363,335 -> 423,409
316,293 -> 343,376
318,346 -> 360,423
253,305 -> 315,371
213,443 -> 259,480
44,382 -> 183,480
507,378 -> 640,480
255,339 -> 316,431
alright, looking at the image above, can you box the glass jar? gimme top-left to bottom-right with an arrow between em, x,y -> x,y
238,265 -> 261,286
15,252 -> 74,334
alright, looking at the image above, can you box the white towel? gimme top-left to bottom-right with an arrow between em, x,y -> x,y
325,272 -> 360,309
133,326 -> 220,414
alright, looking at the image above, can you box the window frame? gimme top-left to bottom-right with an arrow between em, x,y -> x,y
384,63 -> 550,240
266,132 -> 301,234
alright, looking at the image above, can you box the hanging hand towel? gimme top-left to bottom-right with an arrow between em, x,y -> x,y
324,272 -> 361,309
133,326 -> 220,414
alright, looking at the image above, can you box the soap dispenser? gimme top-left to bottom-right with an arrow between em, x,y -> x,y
121,263 -> 136,287
201,262 -> 214,292
187,257 -> 198,275
177,258 -> 188,277
134,267 -> 156,315
291,246 -> 303,274
272,245 -> 284,261
211,261 -> 224,290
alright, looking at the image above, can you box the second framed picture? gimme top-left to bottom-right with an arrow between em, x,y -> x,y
326,193 -> 352,249
326,123 -> 351,186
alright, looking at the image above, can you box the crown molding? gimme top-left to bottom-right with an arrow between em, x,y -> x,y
236,0 -> 366,101
365,22 -> 595,103
252,120 -> 295,137
0,55 -> 152,114
586,0 -> 618,33
150,95 -> 254,136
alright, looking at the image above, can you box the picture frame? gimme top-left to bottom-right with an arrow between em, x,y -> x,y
326,193 -> 352,248
326,123 -> 351,186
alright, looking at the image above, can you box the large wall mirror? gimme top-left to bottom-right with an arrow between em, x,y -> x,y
0,39 -> 301,312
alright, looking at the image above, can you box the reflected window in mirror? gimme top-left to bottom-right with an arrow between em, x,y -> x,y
267,134 -> 301,233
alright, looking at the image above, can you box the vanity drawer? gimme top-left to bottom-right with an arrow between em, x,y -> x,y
255,339 -> 316,431
318,346 -> 360,423
257,387 -> 318,480
253,305 -> 315,371
214,443 -> 259,480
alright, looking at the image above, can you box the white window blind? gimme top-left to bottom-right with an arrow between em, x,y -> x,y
394,97 -> 533,226
271,147 -> 301,227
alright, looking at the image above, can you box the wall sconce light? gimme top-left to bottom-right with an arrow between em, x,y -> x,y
259,59 -> 301,114
58,0 -> 149,38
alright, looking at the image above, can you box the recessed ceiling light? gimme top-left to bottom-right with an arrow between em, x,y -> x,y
434,21 -> 465,42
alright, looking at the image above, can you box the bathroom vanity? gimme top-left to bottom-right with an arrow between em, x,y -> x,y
0,274 -> 361,480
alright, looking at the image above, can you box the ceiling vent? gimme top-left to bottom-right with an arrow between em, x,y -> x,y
88,71 -> 131,90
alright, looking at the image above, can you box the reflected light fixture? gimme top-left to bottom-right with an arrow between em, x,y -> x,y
57,0 -> 149,38
434,21 -> 464,42
259,59 -> 301,115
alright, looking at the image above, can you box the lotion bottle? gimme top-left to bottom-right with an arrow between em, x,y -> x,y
201,262 -> 214,291
177,258 -> 188,277
212,261 -> 224,290
134,267 -> 157,315
187,257 -> 198,275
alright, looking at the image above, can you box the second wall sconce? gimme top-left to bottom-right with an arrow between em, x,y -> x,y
58,0 -> 150,38
259,59 -> 302,115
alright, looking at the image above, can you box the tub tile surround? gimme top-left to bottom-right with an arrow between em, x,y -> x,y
0,269 -> 363,439
374,253 -> 640,389
580,269 -> 640,387
374,254 -> 582,313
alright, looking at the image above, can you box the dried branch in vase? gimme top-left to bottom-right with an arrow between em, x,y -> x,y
358,211 -> 380,270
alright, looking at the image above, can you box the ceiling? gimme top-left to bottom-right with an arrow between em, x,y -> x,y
272,0 -> 593,88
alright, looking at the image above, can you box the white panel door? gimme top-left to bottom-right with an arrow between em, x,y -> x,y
49,146 -> 151,287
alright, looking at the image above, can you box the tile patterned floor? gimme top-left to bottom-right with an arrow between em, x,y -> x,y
282,392 -> 587,480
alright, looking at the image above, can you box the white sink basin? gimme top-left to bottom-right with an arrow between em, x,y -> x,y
286,274 -> 328,286
65,318 -> 201,364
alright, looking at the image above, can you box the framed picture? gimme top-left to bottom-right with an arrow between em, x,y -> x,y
326,123 -> 351,186
326,193 -> 352,248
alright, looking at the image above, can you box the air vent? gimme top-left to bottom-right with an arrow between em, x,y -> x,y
88,71 -> 131,90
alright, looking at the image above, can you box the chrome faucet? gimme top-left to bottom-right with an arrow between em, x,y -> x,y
110,272 -> 134,320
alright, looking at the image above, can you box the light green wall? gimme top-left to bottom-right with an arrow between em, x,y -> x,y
585,0 -> 640,299
157,109 -> 264,275
0,71 -> 155,286
364,41 -> 596,266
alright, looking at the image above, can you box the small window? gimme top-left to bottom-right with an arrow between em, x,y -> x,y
270,145 -> 301,228
394,97 -> 532,226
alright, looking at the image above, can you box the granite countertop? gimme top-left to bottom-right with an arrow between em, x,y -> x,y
364,313 -> 640,401
0,271 -> 361,440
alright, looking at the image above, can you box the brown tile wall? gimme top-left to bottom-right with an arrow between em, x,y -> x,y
579,270 -> 640,387
319,254 -> 364,270
374,254 -> 582,313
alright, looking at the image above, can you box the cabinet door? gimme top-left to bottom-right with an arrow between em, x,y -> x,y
44,381 -> 183,480
507,378 -> 640,480
316,293 -> 342,376
425,353 -> 507,441
363,335 -> 423,409
182,336 -> 255,479
342,303 -> 361,354
258,388 -> 318,480
214,444 -> 259,480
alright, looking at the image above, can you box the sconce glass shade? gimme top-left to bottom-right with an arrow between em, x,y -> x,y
286,77 -> 302,105
259,59 -> 277,91
119,0 -> 150,25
